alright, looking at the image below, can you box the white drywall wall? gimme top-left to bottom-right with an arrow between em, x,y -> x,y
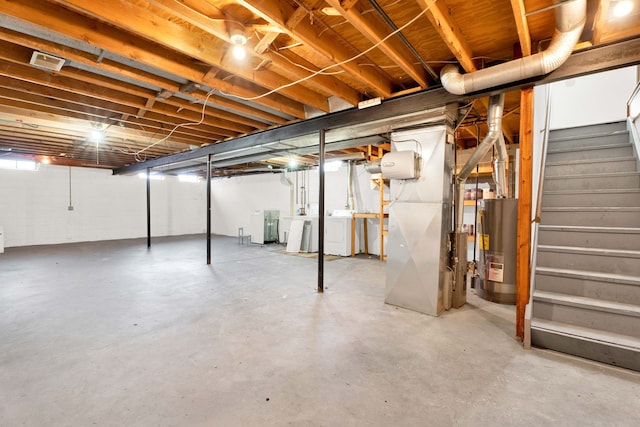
549,67 -> 637,130
0,164 -> 206,248
211,163 -> 384,254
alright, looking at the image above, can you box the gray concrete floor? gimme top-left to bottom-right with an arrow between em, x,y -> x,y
1,235 -> 639,426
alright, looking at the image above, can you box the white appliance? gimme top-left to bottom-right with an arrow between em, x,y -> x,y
282,215 -> 353,256
249,210 -> 279,244
324,216 -> 353,256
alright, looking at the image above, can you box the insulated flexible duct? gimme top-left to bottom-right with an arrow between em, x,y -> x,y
441,0 -> 586,95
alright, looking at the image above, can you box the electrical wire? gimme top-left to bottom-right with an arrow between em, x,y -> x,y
269,46 -> 345,75
218,2 -> 434,102
130,1 -> 437,159
134,89 -> 217,156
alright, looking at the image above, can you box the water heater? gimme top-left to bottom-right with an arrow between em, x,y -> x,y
476,198 -> 518,304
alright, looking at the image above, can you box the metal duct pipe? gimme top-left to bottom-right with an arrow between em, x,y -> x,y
455,93 -> 505,232
281,171 -> 295,216
441,0 -> 586,95
365,158 -> 382,174
493,133 -> 508,198
347,161 -> 356,210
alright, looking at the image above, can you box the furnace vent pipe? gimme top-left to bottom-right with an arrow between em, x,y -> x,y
441,0 -> 586,95
493,132 -> 508,198
455,93 -> 505,232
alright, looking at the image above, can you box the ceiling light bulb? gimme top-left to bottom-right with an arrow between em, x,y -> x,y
613,0 -> 634,17
232,44 -> 246,60
288,158 -> 298,168
90,129 -> 103,142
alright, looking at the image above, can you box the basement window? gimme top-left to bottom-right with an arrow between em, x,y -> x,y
0,159 -> 38,171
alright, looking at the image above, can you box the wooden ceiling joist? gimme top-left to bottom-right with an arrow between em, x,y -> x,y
416,0 -> 477,73
324,0 -> 428,88
510,0 -> 532,56
0,104 -> 209,151
0,0 -> 638,171
592,0 -> 611,45
0,64 -> 246,138
147,0 -> 361,107
50,0 -> 331,112
0,91 -> 224,145
239,0 -> 394,98
1,0 -> 307,119
0,28 -> 289,125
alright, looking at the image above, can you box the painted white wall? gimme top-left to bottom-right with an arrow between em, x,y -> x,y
210,163 -> 384,254
0,164 -> 206,248
549,67 -> 637,130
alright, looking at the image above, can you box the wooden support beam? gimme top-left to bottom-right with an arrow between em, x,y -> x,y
592,0 -> 611,45
0,64 -> 244,137
1,0 -> 306,118
149,0 -> 361,107
0,29 -> 287,125
0,39 -> 267,131
239,0 -> 393,98
416,0 -> 477,72
286,6 -> 309,29
254,32 -> 280,54
0,101 -> 214,149
516,87 -> 533,341
51,0 -> 330,112
510,0 -> 532,56
324,0 -> 428,88
137,98 -> 155,118
340,0 -> 359,10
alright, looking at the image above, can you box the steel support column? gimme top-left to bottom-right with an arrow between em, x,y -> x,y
318,129 -> 325,293
206,154 -> 212,265
146,167 -> 151,248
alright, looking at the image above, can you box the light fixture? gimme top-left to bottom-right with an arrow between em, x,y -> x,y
613,0 -> 634,17
29,51 -> 65,72
288,157 -> 298,168
230,29 -> 248,60
90,129 -> 103,142
232,44 -> 246,60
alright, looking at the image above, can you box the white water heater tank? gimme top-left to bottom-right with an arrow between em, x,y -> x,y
381,150 -> 419,179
